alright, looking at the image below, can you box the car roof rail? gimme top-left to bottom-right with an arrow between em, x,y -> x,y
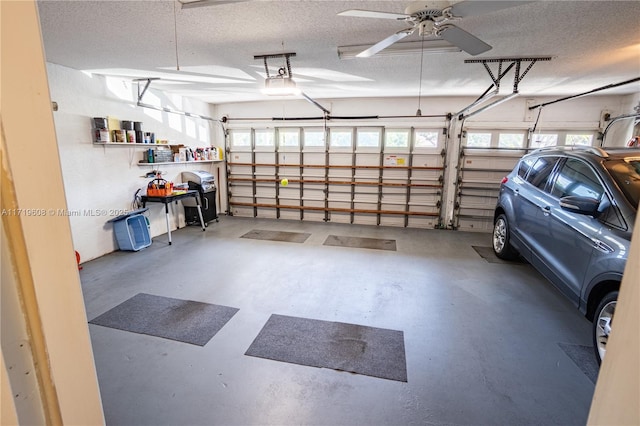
530,145 -> 609,158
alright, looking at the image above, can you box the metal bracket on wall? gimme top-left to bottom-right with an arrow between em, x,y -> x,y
457,56 -> 553,120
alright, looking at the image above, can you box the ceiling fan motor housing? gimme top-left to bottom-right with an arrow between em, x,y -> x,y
404,1 -> 451,18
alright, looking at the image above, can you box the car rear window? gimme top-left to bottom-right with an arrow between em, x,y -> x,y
526,156 -> 558,190
518,157 -> 535,178
605,159 -> 640,209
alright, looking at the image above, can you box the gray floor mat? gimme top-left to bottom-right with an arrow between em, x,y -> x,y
323,235 -> 397,251
245,314 -> 407,382
89,293 -> 239,346
240,229 -> 311,243
558,343 -> 599,383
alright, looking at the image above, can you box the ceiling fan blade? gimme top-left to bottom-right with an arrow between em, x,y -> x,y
449,1 -> 534,17
338,9 -> 410,20
438,25 -> 491,56
180,0 -> 249,9
356,29 -> 415,58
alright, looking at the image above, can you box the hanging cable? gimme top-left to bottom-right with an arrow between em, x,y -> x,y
528,105 -> 544,148
416,35 -> 425,116
173,1 -> 180,70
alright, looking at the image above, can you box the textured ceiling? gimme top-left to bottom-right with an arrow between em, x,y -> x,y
37,0 -> 640,104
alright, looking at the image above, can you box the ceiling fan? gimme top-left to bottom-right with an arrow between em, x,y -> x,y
338,1 -> 532,57
179,0 -> 249,10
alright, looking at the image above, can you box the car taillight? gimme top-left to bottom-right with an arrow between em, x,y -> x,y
501,177 -> 509,184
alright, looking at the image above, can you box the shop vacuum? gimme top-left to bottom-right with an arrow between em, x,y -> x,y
181,171 -> 218,225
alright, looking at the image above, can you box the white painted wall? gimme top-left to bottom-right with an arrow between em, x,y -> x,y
47,63 -> 224,261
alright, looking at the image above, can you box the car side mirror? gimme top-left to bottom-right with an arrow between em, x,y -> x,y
559,195 -> 600,216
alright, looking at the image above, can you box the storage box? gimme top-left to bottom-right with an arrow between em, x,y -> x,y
113,214 -> 151,251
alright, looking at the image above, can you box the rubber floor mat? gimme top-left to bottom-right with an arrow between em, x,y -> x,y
558,343 -> 599,383
240,229 -> 311,243
245,314 -> 407,382
89,293 -> 239,346
323,235 -> 397,251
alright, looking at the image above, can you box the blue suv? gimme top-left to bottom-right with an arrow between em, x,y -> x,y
493,146 -> 639,364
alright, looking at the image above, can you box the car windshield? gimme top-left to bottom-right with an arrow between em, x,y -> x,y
605,158 -> 640,210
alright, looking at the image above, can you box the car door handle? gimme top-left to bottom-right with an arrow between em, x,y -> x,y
514,189 -> 519,197
541,205 -> 551,216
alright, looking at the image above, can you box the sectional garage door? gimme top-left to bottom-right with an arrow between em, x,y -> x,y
453,128 -> 598,231
226,126 -> 446,228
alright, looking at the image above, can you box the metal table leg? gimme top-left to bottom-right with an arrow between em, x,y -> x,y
196,196 -> 206,231
164,201 -> 172,244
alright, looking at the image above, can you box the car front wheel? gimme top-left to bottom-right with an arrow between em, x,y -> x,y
493,214 -> 518,260
593,291 -> 618,365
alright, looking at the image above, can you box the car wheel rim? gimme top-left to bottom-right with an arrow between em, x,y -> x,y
493,218 -> 506,253
595,300 -> 616,361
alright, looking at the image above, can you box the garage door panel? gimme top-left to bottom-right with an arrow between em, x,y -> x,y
227,125 -> 445,227
379,216 -> 405,227
407,216 -> 437,228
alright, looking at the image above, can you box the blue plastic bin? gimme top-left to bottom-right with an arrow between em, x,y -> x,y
113,214 -> 151,251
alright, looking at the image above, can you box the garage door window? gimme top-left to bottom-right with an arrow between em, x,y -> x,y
330,129 -> 353,148
255,129 -> 274,147
499,133 -> 525,149
384,129 -> 410,150
530,133 -> 558,148
357,128 -> 381,148
414,129 -> 439,149
279,129 -> 300,147
230,129 -> 251,147
466,132 -> 491,148
303,128 -> 325,148
566,133 -> 594,146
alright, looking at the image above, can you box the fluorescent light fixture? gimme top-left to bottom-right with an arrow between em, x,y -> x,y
261,77 -> 301,96
338,40 -> 461,59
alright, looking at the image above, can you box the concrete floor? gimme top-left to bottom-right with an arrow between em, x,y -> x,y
80,216 -> 596,426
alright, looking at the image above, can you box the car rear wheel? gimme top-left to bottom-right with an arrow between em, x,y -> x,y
493,214 -> 518,260
593,291 -> 618,365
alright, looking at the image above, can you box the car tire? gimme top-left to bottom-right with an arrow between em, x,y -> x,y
492,214 -> 518,260
593,291 -> 618,365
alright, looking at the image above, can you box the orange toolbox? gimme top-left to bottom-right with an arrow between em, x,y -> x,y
147,177 -> 173,197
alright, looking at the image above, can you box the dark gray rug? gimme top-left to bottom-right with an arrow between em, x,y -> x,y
558,343 -> 599,383
472,246 -> 526,264
89,293 -> 239,346
245,314 -> 407,382
324,235 -> 397,251
240,229 -> 311,243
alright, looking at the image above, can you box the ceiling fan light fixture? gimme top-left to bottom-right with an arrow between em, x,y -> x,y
338,40 -> 460,59
261,77 -> 301,96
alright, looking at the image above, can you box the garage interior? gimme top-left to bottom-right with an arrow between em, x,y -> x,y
2,1 -> 639,425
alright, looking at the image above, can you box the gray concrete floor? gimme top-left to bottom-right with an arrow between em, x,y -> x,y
80,216 -> 596,426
